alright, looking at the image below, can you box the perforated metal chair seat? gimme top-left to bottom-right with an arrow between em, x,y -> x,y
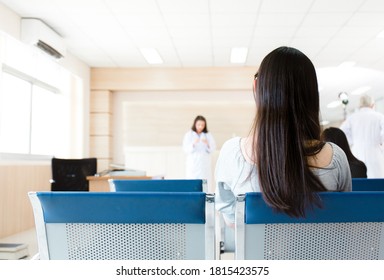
29,191 -> 215,260
235,192 -> 384,260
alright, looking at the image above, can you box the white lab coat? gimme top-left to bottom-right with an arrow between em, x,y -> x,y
340,107 -> 384,178
182,130 -> 216,188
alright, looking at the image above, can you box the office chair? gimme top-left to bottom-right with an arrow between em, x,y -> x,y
108,178 -> 222,257
28,191 -> 215,260
235,192 -> 384,260
50,157 -> 97,191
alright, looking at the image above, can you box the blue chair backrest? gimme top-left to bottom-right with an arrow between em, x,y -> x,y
29,191 -> 216,260
109,179 -> 205,192
235,191 -> 384,260
36,191 -> 206,223
352,178 -> 384,191
243,192 -> 384,224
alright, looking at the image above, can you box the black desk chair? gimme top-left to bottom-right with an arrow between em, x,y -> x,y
50,157 -> 97,191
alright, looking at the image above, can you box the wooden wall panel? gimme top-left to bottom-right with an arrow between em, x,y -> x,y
90,136 -> 112,159
96,159 -> 110,172
0,163 -> 51,239
122,101 -> 254,148
91,67 -> 256,91
90,90 -> 113,170
90,90 -> 112,112
90,67 -> 258,180
90,113 -> 112,135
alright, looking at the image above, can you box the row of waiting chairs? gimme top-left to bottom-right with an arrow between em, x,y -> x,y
28,178 -> 384,260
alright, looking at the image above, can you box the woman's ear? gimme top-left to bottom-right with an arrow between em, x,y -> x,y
253,72 -> 258,92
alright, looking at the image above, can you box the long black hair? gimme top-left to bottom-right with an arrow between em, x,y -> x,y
252,46 -> 327,218
321,127 -> 358,163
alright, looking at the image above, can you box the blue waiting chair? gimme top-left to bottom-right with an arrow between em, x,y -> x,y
109,179 -> 207,192
352,178 -> 384,191
28,191 -> 215,260
108,178 -> 222,257
235,192 -> 384,260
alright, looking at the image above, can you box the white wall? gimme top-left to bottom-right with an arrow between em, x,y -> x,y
0,3 -> 91,157
0,3 -> 20,38
112,90 -> 255,191
0,3 -> 91,238
113,90 -> 255,162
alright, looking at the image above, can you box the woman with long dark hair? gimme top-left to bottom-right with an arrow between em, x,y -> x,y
215,47 -> 351,226
321,127 -> 367,178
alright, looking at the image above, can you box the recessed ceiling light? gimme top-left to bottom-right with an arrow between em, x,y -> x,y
327,100 -> 342,108
350,86 -> 372,96
320,120 -> 330,126
230,47 -> 248,64
140,48 -> 163,64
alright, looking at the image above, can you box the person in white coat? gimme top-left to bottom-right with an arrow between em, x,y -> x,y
340,94 -> 384,178
182,115 -> 216,189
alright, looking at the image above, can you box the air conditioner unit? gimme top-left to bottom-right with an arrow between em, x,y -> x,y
21,18 -> 66,59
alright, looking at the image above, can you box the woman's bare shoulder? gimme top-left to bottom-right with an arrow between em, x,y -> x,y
308,142 -> 333,168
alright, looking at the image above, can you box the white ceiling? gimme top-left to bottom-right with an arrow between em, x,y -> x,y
2,0 -> 384,123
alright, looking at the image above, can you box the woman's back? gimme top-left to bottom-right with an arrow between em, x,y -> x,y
252,47 -> 351,217
321,127 -> 367,178
349,160 -> 368,178
215,46 -> 352,226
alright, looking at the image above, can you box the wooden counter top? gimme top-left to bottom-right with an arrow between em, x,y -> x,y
87,175 -> 154,181
87,175 -> 163,191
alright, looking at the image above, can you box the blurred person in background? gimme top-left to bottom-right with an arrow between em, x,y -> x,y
182,115 -> 216,190
340,94 -> 384,178
322,127 -> 367,178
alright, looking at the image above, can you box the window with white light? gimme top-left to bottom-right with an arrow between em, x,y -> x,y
0,70 -> 65,156
0,31 -> 85,160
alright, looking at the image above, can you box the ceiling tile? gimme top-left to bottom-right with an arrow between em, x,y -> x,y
301,13 -> 354,27
295,26 -> 340,38
157,0 -> 209,13
347,12 -> 384,26
209,0 -> 261,13
168,27 -> 211,39
310,0 -> 365,12
213,36 -> 251,48
252,26 -> 297,38
360,0 -> 384,12
115,13 -> 165,28
211,13 -> 257,27
212,26 -> 254,38
257,12 -> 307,27
163,13 -> 210,27
105,0 -> 159,13
260,0 -> 313,13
